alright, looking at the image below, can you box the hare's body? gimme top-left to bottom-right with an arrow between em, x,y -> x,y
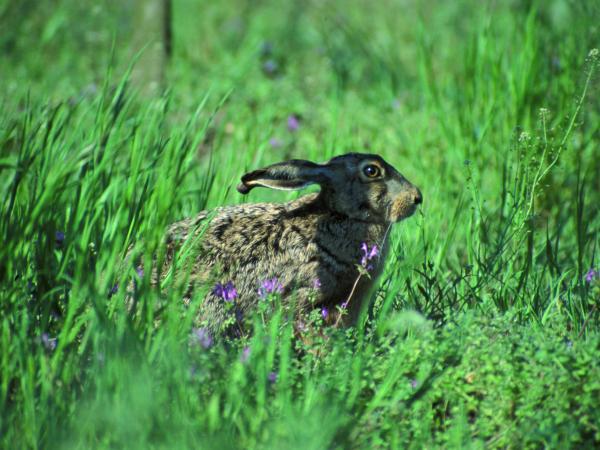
145,153 -> 421,333
162,192 -> 389,329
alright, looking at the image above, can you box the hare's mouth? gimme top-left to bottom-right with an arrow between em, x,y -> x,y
390,201 -> 419,222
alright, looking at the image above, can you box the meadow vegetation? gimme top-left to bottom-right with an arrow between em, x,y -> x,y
1,0 -> 600,448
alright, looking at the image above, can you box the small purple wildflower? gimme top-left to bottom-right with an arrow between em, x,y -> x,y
41,333 -> 57,351
191,327 -> 213,349
262,59 -> 278,76
287,115 -> 300,132
240,346 -> 251,363
410,379 -> 418,389
312,278 -> 322,289
109,283 -> 119,297
585,268 -> 598,283
360,242 -> 379,271
258,278 -> 284,299
268,371 -> 278,383
269,137 -> 283,148
321,307 -> 329,319
340,299 -> 349,310
133,266 -> 144,289
55,231 -> 65,246
213,281 -> 238,302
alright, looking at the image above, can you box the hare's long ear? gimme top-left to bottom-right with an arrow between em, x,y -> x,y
237,159 -> 329,194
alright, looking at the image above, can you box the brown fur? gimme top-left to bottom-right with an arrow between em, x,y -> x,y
148,153 -> 422,333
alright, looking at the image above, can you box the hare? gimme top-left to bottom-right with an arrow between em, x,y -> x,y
146,153 -> 422,333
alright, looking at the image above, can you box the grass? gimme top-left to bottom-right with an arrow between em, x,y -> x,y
1,0 -> 600,448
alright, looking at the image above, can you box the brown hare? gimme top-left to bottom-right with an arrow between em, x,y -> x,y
145,153 -> 422,334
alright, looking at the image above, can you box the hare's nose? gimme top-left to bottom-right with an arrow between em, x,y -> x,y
413,189 -> 423,205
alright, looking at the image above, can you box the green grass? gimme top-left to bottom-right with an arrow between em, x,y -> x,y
1,0 -> 600,448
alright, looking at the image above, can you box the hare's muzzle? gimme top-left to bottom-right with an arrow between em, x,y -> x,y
389,181 -> 422,222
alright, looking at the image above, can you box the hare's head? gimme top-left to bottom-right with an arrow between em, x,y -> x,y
237,153 -> 422,224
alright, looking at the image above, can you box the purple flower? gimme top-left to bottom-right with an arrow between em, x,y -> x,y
585,268 -> 597,283
287,115 -> 300,132
258,278 -> 284,299
191,327 -> 213,349
240,346 -> 251,363
360,242 -> 379,271
55,231 -> 65,246
321,307 -> 329,319
410,379 -> 418,389
109,283 -> 119,296
133,266 -> 144,289
312,278 -> 322,289
269,137 -> 283,148
213,281 -> 238,302
41,333 -> 57,351
340,299 -> 349,310
268,371 -> 278,383
262,59 -> 278,76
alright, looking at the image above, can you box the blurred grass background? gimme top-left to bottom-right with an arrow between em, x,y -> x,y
1,0 -> 600,448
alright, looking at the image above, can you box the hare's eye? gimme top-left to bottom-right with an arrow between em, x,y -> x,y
363,164 -> 381,178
